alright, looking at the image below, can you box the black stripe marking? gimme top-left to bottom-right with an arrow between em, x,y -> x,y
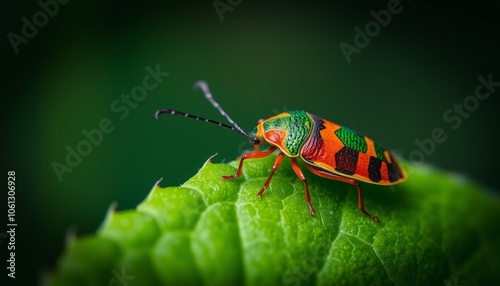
368,156 -> 382,182
387,153 -> 404,182
335,147 -> 359,175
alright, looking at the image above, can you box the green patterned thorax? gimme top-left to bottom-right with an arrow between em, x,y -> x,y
263,111 -> 313,156
334,127 -> 368,153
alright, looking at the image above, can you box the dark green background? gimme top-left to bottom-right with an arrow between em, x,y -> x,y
2,0 -> 499,285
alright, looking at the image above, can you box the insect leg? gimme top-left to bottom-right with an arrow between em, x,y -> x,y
257,151 -> 285,197
222,146 -> 277,180
304,164 -> 380,223
253,144 -> 260,152
291,158 -> 315,215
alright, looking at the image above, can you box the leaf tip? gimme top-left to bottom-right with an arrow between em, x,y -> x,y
155,177 -> 163,187
204,153 -> 219,166
100,201 -> 118,228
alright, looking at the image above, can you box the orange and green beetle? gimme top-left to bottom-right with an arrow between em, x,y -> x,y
156,81 -> 407,222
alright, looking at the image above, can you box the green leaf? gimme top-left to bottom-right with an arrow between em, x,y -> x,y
45,153 -> 500,285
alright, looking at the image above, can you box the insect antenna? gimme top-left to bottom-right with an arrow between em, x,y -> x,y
155,109 -> 259,144
194,81 -> 248,138
155,81 -> 259,144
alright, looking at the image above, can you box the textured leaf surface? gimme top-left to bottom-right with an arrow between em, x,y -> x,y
45,153 -> 500,285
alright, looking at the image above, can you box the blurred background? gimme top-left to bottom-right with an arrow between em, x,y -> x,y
2,0 -> 499,284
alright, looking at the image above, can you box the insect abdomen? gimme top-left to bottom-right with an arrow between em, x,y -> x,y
301,114 -> 406,184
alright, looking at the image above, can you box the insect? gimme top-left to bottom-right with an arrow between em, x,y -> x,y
155,81 -> 407,222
